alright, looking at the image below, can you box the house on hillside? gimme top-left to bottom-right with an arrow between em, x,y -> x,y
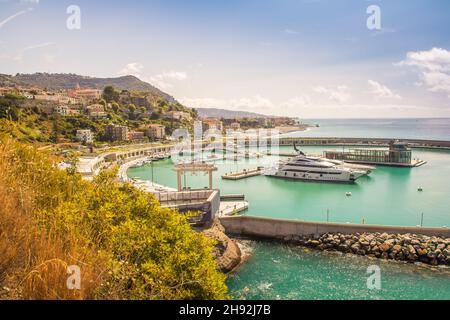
203,118 -> 223,132
163,111 -> 192,121
68,85 -> 102,103
144,124 -> 166,140
105,124 -> 129,142
86,104 -> 107,118
53,105 -> 70,116
76,129 -> 94,144
128,131 -> 146,143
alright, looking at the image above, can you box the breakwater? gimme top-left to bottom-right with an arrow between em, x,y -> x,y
295,232 -> 449,266
219,216 -> 450,238
219,216 -> 450,266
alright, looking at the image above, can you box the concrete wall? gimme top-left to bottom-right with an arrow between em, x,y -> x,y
277,137 -> 450,148
156,189 -> 220,224
219,216 -> 450,238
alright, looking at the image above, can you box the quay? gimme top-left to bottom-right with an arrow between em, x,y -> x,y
219,216 -> 450,239
222,167 -> 264,180
277,137 -> 450,150
218,201 -> 249,217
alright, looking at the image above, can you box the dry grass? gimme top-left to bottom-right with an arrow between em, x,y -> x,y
0,137 -> 106,300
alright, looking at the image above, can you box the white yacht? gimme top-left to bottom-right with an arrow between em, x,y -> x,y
267,154 -> 369,183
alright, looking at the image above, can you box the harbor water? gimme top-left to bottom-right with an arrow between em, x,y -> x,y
127,118 -> 450,299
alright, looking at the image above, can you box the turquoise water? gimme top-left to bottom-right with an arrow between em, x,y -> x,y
227,242 -> 450,300
297,118 -> 450,140
127,119 -> 450,299
128,146 -> 450,228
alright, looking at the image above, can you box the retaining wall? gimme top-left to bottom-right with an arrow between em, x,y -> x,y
219,216 -> 450,238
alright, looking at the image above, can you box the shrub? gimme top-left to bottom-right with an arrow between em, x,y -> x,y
0,134 -> 228,300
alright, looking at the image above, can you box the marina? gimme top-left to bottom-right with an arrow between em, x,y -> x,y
127,144 -> 450,228
80,122 -> 450,300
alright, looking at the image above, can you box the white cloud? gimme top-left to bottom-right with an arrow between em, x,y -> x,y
368,80 -> 401,99
371,27 -> 396,37
283,28 -> 299,35
313,85 -> 351,103
398,47 -> 450,97
0,41 -> 56,63
118,62 -> 144,77
23,42 -> 55,51
280,96 -> 311,109
180,95 -> 274,111
0,8 -> 33,29
118,63 -> 187,89
149,71 -> 188,90
160,71 -> 187,81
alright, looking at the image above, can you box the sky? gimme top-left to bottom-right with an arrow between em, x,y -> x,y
1,0 -> 450,118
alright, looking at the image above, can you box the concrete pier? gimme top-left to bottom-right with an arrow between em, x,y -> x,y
219,216 -> 450,238
222,167 -> 263,180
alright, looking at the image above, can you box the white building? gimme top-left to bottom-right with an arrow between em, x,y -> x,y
54,105 -> 70,116
76,129 -> 94,144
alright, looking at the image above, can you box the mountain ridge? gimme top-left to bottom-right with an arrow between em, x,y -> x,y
3,73 -> 177,104
197,107 -> 271,119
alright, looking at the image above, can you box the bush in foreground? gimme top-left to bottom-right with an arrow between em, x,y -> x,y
0,134 -> 228,300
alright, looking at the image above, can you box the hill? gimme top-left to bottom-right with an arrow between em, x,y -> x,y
197,107 -> 270,119
8,73 -> 177,103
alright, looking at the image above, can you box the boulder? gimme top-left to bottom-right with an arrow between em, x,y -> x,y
379,242 -> 391,252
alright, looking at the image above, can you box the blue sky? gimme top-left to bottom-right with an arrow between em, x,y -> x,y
1,0 -> 450,118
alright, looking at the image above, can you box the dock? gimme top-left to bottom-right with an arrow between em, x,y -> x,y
218,201 -> 249,217
222,167 -> 264,180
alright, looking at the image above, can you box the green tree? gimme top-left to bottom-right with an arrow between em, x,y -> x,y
103,86 -> 120,103
111,102 -> 120,113
0,135 -> 229,300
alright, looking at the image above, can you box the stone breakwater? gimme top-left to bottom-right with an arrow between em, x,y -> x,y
286,232 -> 450,266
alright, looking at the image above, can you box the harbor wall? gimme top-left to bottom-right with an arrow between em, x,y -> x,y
219,216 -> 450,238
277,137 -> 450,149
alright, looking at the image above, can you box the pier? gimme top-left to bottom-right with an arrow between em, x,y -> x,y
219,216 -> 450,239
222,167 -> 264,180
218,201 -> 249,217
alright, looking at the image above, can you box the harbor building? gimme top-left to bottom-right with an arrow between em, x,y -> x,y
324,141 -> 424,167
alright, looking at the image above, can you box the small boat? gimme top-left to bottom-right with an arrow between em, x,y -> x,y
418,187 -> 423,192
346,192 -> 352,197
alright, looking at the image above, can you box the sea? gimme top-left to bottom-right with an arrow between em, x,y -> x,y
128,118 -> 450,300
293,118 -> 450,141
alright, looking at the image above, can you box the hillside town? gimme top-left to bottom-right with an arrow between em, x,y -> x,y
0,80 -> 304,150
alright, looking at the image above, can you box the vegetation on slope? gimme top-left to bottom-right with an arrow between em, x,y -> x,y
10,73 -> 178,104
0,89 -> 196,144
0,132 -> 228,299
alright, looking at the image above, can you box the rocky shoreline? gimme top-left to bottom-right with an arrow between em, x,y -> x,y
203,219 -> 242,273
284,232 -> 450,266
